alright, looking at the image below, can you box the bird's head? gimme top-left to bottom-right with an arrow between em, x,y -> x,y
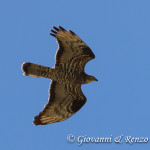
85,75 -> 98,84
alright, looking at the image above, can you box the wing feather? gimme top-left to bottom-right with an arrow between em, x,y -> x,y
50,26 -> 95,69
33,81 -> 86,125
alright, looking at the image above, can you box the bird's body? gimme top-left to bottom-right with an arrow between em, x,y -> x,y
22,26 -> 97,125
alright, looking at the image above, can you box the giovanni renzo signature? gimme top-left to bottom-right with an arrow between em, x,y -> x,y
67,134 -> 149,146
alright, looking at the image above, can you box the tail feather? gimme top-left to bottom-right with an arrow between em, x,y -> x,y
21,62 -> 52,78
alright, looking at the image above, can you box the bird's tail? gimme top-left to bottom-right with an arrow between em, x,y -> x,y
21,62 -> 53,78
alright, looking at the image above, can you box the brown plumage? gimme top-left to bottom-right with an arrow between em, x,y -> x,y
22,26 -> 97,125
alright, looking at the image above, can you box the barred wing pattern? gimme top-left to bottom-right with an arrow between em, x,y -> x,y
33,26 -> 95,125
51,26 -> 95,70
33,81 -> 86,125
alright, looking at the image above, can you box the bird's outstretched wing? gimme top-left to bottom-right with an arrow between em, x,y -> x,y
33,81 -> 86,125
50,26 -> 95,71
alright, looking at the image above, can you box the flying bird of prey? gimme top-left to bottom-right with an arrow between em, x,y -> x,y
22,26 -> 97,125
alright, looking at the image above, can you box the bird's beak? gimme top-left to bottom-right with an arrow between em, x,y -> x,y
95,78 -> 98,81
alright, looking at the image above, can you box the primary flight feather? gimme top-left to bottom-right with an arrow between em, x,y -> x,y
22,26 -> 97,125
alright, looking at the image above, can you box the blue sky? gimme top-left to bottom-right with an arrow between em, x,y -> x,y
1,0 -> 150,149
